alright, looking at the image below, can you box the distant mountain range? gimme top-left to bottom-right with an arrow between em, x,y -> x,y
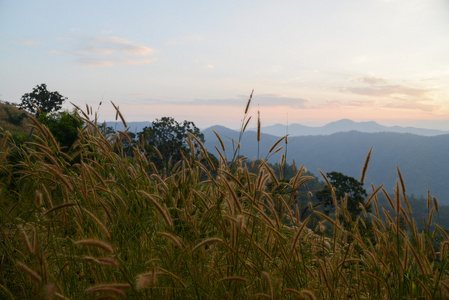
248,119 -> 449,136
203,125 -> 449,205
103,119 -> 449,203
106,119 -> 449,137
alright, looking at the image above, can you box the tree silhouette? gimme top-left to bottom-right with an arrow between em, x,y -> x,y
139,117 -> 205,170
317,171 -> 369,217
19,84 -> 66,117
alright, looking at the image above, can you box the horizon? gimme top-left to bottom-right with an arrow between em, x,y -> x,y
105,117 -> 449,132
1,1 -> 449,131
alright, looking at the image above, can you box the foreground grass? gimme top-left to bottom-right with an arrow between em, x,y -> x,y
1,108 -> 448,299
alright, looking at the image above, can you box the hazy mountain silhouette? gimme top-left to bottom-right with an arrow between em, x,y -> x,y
248,119 -> 449,136
203,125 -> 449,205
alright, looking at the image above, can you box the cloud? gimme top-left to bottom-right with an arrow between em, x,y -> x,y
49,36 -> 156,66
256,94 -> 309,108
383,99 -> 441,112
357,76 -> 387,85
323,99 -> 377,108
18,40 -> 39,45
206,64 -> 214,69
338,79 -> 443,113
129,93 -> 309,109
344,85 -> 431,98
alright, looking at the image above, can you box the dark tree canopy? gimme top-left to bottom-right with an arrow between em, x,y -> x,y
139,117 -> 205,169
38,110 -> 84,151
317,171 -> 369,217
19,84 -> 66,116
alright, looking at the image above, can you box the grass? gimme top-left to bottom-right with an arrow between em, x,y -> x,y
1,102 -> 449,299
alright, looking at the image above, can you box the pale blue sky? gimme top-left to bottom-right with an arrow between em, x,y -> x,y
1,0 -> 448,129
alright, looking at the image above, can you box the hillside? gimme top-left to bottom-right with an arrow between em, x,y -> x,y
204,126 -> 449,204
0,102 -> 32,135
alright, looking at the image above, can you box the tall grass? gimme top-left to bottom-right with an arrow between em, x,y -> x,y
1,103 -> 448,299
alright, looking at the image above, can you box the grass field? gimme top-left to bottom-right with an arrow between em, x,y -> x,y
1,103 -> 448,299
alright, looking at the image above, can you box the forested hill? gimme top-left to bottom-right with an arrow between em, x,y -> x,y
203,126 -> 449,204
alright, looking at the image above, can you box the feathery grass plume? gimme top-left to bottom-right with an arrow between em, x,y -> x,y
1,130 -> 10,148
153,146 -> 163,160
222,178 -> 243,213
244,89 -> 254,114
284,288 -> 302,297
157,232 -> 185,248
0,147 -> 9,165
17,262 -> 42,283
83,256 -> 118,268
46,165 -> 73,192
381,187 -> 395,211
71,102 -> 90,119
434,196 -> 439,212
75,239 -> 114,254
136,275 -> 150,290
117,130 -> 131,144
365,184 -> 383,207
18,225 -> 33,254
360,146 -> 373,183
218,276 -> 248,283
440,241 -> 449,261
268,136 -> 286,154
192,238 -> 222,252
81,208 -> 111,240
300,289 -> 317,300
212,129 -> 226,152
42,202 -> 76,216
262,271 -> 273,299
139,191 -> 173,230
110,101 -> 127,128
136,267 -> 159,289
190,133 -> 216,171
261,159 -> 279,187
291,215 -> 311,250
85,286 -> 126,297
242,116 -> 252,133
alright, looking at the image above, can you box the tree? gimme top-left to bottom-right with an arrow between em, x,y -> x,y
139,117 -> 205,169
317,171 -> 369,217
19,84 -> 66,117
38,110 -> 84,151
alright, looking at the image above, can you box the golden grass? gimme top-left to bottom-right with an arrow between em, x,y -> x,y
1,103 -> 448,299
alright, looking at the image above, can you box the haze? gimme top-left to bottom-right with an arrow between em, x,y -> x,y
1,0 -> 448,130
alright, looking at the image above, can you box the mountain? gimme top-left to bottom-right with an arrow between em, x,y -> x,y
105,121 -> 152,133
204,126 -> 449,205
248,119 -> 449,136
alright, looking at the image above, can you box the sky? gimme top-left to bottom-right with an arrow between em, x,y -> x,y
1,0 -> 449,130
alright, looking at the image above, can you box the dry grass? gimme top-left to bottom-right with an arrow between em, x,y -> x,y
1,103 -> 448,299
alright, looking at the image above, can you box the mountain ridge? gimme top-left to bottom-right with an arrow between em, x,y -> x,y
247,119 -> 449,136
203,126 -> 449,204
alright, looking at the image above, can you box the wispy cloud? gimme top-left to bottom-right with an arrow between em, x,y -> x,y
357,76 -> 387,85
344,85 -> 431,98
18,40 -> 39,45
256,94 -> 309,108
383,99 -> 441,112
323,99 -> 377,108
338,76 -> 443,113
49,36 -> 156,66
129,93 -> 309,109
